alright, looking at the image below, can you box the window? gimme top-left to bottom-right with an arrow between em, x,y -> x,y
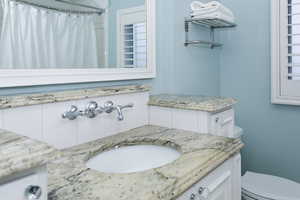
117,6 -> 147,68
272,0 -> 300,105
123,22 -> 147,68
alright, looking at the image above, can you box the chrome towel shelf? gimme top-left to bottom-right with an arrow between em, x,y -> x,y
184,17 -> 236,48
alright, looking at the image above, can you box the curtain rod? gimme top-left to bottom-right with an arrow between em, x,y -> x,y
55,0 -> 104,12
10,0 -> 105,15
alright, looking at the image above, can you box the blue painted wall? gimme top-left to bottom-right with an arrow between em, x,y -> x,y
0,0 -> 220,96
171,0 -> 220,95
220,0 -> 300,182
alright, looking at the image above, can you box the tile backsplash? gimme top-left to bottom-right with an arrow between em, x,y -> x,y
0,92 -> 149,149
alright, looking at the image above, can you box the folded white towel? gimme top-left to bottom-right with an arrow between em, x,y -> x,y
191,12 -> 235,24
191,2 -> 233,17
206,1 -> 233,15
191,1 -> 230,11
190,1 -> 205,11
190,1 -> 235,23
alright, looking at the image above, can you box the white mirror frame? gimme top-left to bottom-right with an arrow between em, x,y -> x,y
0,0 -> 156,88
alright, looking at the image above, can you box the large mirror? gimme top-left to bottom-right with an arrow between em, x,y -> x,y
0,0 -> 156,87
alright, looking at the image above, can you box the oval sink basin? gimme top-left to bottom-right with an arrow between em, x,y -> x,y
86,145 -> 181,174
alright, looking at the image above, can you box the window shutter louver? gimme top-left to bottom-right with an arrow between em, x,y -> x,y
117,6 -> 146,69
123,22 -> 147,68
287,0 -> 300,80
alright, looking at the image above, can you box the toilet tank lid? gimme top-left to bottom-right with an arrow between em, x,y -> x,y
242,172 -> 300,200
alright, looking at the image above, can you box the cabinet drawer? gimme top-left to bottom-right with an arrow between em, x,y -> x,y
210,109 -> 235,137
0,167 -> 47,200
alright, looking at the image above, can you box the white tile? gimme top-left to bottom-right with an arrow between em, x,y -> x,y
198,111 -> 210,133
42,101 -> 78,149
110,93 -> 148,132
77,115 -> 107,144
76,97 -> 111,145
172,109 -> 199,132
3,105 -> 43,140
149,106 -> 173,128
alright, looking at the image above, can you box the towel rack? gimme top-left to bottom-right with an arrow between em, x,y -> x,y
184,17 -> 236,48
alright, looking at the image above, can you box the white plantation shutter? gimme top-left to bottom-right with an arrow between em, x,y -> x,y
123,22 -> 147,68
117,6 -> 146,68
281,0 -> 300,97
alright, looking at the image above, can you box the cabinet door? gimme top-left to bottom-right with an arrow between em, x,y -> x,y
176,158 -> 234,200
206,171 -> 232,200
0,168 -> 47,200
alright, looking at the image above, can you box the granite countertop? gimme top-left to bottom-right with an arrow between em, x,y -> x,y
0,129 -> 58,180
149,94 -> 237,113
48,125 -> 243,200
0,85 -> 150,110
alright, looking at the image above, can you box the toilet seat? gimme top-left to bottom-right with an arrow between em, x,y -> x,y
242,188 -> 274,200
242,171 -> 300,200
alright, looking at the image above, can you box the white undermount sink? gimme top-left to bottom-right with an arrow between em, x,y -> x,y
86,145 -> 181,174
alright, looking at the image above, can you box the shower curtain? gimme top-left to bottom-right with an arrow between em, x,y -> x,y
0,0 -> 98,69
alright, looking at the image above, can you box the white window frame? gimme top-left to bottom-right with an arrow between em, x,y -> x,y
271,0 -> 300,105
116,6 -> 147,68
0,0 -> 156,88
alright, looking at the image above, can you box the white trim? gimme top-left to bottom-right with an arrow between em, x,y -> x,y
0,0 -> 156,88
271,0 -> 300,105
94,13 -> 108,67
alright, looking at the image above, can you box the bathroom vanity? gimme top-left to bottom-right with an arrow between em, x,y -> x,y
0,126 -> 242,200
0,85 -> 243,200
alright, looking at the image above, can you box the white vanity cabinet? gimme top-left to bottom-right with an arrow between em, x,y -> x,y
0,166 -> 47,200
177,154 -> 241,200
149,106 -> 236,138
209,109 -> 235,138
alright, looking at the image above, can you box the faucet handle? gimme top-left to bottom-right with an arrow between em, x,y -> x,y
69,105 -> 78,113
103,101 -> 114,113
86,101 -> 98,110
85,101 -> 99,118
62,105 -> 80,120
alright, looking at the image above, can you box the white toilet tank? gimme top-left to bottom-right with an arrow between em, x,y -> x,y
242,171 -> 300,200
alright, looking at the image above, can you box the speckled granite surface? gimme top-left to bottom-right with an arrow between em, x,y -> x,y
149,94 -> 237,113
0,129 -> 58,180
48,125 -> 243,200
0,85 -> 150,109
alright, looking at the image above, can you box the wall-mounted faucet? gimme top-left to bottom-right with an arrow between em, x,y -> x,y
62,101 -> 134,121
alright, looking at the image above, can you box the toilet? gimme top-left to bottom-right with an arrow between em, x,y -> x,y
242,171 -> 300,200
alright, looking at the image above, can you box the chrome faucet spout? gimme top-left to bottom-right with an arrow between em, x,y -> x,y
115,103 -> 134,121
115,106 -> 124,121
